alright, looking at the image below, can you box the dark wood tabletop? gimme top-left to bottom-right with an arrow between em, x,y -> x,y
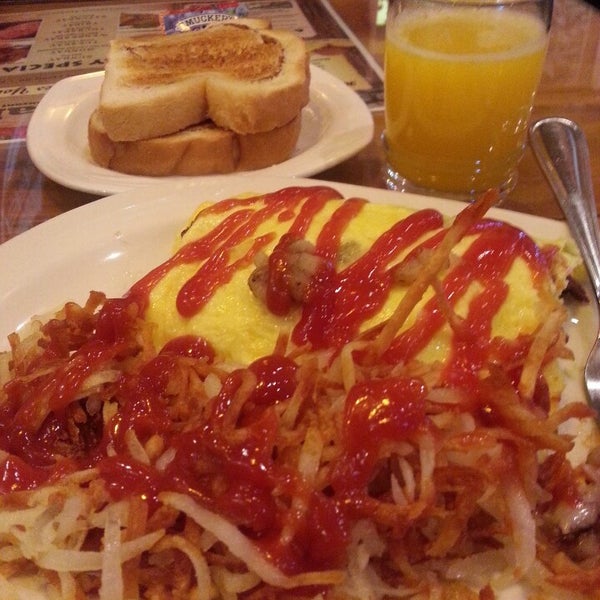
1,0 -> 599,245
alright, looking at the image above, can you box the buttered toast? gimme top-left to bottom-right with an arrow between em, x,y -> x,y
99,23 -> 310,142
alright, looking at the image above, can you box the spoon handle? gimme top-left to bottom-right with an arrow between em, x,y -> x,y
529,117 -> 600,301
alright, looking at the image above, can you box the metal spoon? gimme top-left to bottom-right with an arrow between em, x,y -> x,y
529,116 -> 600,417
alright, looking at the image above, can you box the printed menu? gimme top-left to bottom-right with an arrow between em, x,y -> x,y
0,0 -> 384,142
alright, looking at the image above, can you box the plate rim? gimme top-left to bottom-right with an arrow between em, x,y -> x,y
25,66 -> 374,196
0,175 -> 576,254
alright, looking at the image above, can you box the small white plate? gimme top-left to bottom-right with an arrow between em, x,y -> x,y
26,66 -> 374,196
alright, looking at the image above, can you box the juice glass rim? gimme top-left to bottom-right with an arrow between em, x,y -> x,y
400,0 -> 550,7
390,0 -> 553,30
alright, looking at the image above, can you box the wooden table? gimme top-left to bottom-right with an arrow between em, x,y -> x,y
1,0 -> 599,245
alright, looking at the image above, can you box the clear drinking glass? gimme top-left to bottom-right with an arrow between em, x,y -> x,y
384,0 -> 553,200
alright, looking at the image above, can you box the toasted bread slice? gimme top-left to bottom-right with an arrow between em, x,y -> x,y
99,24 -> 309,141
88,109 -> 301,176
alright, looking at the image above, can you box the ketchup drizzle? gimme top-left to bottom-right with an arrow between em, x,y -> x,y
294,207 -> 444,348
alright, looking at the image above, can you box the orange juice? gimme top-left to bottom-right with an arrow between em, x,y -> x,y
384,8 -> 548,195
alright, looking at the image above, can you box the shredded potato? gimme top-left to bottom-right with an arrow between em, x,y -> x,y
0,190 -> 599,600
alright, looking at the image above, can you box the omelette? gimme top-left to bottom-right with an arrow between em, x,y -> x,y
134,185 -> 573,391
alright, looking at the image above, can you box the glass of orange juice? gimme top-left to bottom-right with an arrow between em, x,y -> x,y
384,0 -> 552,200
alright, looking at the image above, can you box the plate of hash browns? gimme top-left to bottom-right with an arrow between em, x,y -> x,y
1,176 -> 599,600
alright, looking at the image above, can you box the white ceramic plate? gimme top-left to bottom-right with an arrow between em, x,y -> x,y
26,66 -> 374,196
0,177 -> 596,600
